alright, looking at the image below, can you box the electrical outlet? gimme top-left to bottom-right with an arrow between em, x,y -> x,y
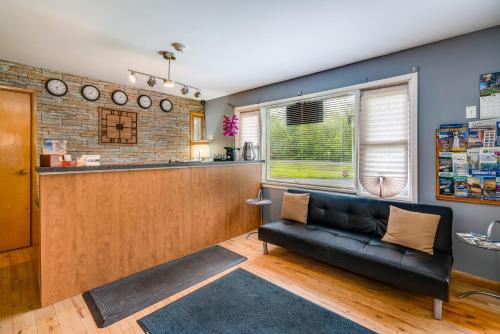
466,105 -> 477,119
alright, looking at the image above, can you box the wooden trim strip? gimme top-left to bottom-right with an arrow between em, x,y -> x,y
452,270 -> 499,292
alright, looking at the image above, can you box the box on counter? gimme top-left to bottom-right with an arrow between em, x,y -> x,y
40,154 -> 63,167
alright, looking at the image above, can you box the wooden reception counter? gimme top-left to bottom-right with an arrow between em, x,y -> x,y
34,161 -> 263,306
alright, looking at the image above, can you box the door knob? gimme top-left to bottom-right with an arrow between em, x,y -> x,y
19,169 -> 28,175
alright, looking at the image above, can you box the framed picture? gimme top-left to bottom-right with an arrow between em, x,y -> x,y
43,139 -> 67,155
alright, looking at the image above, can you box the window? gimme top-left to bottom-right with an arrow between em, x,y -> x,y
260,73 -> 417,202
237,109 -> 261,157
358,84 -> 412,200
265,94 -> 355,189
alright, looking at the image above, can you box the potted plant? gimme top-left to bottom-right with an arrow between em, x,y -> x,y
222,114 -> 239,161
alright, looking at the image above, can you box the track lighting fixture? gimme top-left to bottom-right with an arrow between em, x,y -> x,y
128,42 -> 201,98
163,79 -> 175,88
147,76 -> 156,87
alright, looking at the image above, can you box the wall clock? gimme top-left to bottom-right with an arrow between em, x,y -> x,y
45,78 -> 68,97
111,90 -> 128,105
99,107 -> 137,144
81,84 -> 100,102
137,95 -> 152,109
160,98 -> 173,112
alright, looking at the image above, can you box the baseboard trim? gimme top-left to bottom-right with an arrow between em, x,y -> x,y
452,270 -> 499,292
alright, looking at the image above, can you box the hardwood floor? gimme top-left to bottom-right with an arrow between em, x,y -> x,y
0,233 -> 499,334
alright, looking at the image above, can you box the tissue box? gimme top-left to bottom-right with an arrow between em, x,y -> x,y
40,154 -> 62,167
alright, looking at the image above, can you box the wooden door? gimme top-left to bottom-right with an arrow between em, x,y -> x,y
0,88 -> 31,252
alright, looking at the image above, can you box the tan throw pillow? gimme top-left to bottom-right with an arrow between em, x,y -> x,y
280,192 -> 310,224
382,205 -> 441,254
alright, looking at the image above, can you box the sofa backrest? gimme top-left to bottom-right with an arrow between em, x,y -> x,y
288,189 -> 453,255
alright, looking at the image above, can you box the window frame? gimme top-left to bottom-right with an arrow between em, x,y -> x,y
262,91 -> 357,192
234,106 -> 262,159
242,72 -> 418,202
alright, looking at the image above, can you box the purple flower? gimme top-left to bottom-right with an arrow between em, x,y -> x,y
223,114 -> 239,137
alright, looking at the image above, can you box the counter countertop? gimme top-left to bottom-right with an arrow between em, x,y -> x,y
37,160 -> 265,175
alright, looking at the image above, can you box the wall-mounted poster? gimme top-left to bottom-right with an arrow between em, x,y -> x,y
480,72 -> 500,119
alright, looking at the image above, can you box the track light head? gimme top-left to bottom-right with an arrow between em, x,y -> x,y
180,86 -> 189,95
129,71 -> 137,83
147,76 -> 156,87
194,90 -> 201,98
163,79 -> 175,88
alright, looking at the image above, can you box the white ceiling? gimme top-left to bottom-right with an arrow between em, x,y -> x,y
0,0 -> 499,100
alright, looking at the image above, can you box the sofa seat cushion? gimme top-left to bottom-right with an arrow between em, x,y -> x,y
259,221 -> 452,300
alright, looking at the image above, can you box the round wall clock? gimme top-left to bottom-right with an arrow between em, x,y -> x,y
160,98 -> 173,112
45,78 -> 68,97
111,90 -> 128,105
137,95 -> 152,109
81,85 -> 100,102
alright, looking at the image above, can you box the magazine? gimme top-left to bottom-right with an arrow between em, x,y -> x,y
468,176 -> 482,198
439,176 -> 454,196
456,233 -> 500,250
467,149 -> 480,173
497,147 -> 500,174
453,176 -> 469,197
438,152 -> 453,176
467,128 -> 484,148
439,124 -> 467,152
497,120 -> 500,146
482,176 -> 497,200
452,153 -> 468,175
468,119 -> 497,148
478,147 -> 497,176
469,119 -> 497,129
496,176 -> 500,198
483,129 -> 496,147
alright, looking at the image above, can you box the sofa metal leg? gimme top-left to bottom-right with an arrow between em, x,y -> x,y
263,242 -> 268,255
433,299 -> 442,320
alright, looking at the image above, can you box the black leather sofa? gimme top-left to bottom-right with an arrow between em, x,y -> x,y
258,189 -> 453,319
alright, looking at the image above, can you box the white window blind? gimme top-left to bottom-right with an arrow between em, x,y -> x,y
358,84 -> 410,198
238,109 -> 261,156
265,94 -> 355,189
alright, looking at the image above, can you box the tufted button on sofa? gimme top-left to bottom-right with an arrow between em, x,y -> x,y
258,188 -> 453,320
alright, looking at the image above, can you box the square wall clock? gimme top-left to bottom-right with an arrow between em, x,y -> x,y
99,107 -> 138,144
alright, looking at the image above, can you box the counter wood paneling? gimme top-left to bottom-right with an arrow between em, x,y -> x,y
37,163 -> 262,305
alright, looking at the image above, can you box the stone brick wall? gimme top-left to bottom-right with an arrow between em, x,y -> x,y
0,59 -> 203,164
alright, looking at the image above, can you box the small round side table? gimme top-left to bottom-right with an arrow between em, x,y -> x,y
455,220 -> 500,300
245,190 -> 272,240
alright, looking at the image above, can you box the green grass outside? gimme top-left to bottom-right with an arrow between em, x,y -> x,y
269,160 -> 353,180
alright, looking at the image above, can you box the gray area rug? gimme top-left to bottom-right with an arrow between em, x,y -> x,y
83,245 -> 246,328
138,268 -> 374,334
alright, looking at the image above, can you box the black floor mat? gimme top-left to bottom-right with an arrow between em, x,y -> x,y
82,245 -> 246,328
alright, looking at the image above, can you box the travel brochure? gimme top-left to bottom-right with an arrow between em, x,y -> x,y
438,120 -> 500,201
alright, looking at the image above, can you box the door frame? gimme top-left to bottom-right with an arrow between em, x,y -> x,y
0,85 -> 37,248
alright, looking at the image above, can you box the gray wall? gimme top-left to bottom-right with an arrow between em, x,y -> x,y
205,26 -> 500,280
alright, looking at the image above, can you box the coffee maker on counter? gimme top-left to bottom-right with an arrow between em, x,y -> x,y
242,142 -> 256,161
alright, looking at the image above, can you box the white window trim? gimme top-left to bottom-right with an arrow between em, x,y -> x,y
236,72 -> 418,202
235,104 -> 262,160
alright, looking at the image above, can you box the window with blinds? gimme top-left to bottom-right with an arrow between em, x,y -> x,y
238,109 -> 261,157
358,84 -> 411,198
265,94 -> 355,189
